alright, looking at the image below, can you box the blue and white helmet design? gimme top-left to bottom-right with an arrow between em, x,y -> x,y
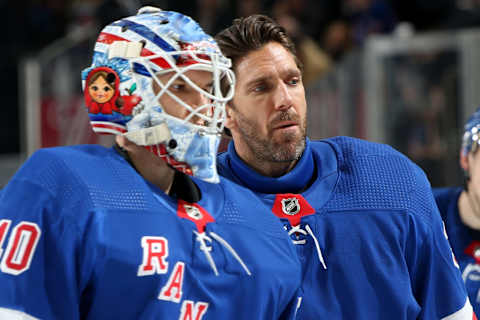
462,107 -> 480,155
81,6 -> 235,183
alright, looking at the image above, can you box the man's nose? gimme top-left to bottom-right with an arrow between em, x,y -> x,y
273,82 -> 293,110
190,93 -> 210,126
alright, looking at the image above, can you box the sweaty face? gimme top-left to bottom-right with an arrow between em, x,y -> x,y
88,76 -> 115,104
152,69 -> 214,126
227,42 -> 307,163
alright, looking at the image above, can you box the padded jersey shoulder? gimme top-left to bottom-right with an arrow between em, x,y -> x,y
10,145 -> 157,212
320,136 -> 438,226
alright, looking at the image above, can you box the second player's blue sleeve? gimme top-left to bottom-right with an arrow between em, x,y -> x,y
407,189 -> 474,319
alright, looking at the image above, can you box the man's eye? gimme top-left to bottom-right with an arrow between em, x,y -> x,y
288,78 -> 299,85
205,85 -> 213,93
171,84 -> 185,91
253,85 -> 266,92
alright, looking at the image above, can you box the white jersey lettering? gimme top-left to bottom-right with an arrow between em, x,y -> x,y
0,222 -> 41,275
159,261 -> 185,303
179,300 -> 208,320
138,236 -> 169,276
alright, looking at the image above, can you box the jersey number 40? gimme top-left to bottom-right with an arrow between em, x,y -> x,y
0,220 -> 41,275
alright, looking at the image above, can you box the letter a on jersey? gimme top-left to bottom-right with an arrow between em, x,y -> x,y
159,261 -> 185,303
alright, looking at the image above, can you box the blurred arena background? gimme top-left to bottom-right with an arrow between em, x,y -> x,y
3,0 -> 480,187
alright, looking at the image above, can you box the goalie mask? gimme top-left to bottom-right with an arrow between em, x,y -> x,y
81,7 -> 235,183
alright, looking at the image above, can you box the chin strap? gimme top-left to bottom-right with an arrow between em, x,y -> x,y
123,123 -> 171,146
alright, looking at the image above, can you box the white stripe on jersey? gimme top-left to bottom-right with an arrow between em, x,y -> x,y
442,298 -> 474,320
0,307 -> 39,320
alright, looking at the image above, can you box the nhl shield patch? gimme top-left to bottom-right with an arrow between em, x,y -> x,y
177,200 -> 215,232
272,194 -> 315,226
184,204 -> 203,220
281,198 -> 300,215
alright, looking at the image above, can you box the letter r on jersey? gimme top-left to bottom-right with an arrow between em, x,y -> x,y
138,236 -> 169,276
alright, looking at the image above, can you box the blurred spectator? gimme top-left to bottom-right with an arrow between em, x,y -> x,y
94,0 -> 130,29
392,67 -> 453,187
0,0 -> 70,155
440,0 -> 480,29
391,0 -> 454,31
343,0 -> 397,46
274,12 -> 332,85
322,20 -> 353,62
268,0 -> 341,41
195,0 -> 237,35
196,0 -> 223,34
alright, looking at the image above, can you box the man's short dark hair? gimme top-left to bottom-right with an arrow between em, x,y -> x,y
215,14 -> 303,72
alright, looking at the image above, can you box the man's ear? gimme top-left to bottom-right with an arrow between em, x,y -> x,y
460,150 -> 469,172
224,103 -> 236,131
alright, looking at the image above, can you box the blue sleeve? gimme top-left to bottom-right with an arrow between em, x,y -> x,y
0,154 -> 95,320
432,187 -> 459,222
407,189 -> 473,319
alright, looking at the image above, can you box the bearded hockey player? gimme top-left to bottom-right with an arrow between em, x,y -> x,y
216,14 -> 476,319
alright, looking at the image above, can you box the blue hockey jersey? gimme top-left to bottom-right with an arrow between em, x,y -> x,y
218,136 -> 474,319
0,145 -> 301,319
434,187 -> 480,317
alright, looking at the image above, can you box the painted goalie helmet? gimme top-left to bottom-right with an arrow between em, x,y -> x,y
81,6 -> 235,183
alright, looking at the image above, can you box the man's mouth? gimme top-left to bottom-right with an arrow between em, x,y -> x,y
272,121 -> 299,130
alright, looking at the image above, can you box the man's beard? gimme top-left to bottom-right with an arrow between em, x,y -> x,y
234,109 -> 307,162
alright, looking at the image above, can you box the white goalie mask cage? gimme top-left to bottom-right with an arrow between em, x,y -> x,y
82,7 -> 235,183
